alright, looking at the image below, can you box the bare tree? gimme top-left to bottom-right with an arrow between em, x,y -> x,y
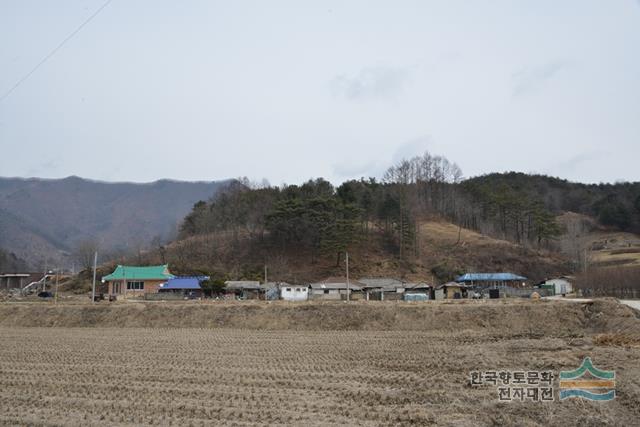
73,239 -> 98,271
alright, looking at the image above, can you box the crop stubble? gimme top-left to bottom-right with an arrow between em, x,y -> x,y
0,324 -> 639,426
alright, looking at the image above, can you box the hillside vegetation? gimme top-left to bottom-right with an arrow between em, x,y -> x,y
163,152 -> 639,283
0,248 -> 28,272
4,154 -> 637,282
461,172 -> 640,238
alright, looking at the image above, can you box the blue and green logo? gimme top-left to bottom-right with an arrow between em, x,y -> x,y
559,357 -> 615,401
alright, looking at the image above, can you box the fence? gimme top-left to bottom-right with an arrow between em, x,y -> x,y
574,267 -> 640,299
580,288 -> 640,299
144,293 -> 189,301
476,286 -> 553,298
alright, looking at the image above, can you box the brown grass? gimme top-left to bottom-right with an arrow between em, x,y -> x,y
1,319 -> 639,426
610,248 -> 640,255
419,220 -> 512,247
579,229 -> 640,267
418,220 -> 569,282
591,250 -> 640,267
556,212 -> 640,269
0,299 -> 592,334
155,217 -> 570,285
593,333 -> 640,347
592,258 -> 640,267
0,300 -> 639,425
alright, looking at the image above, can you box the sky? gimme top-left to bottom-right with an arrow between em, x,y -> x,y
1,0 -> 639,186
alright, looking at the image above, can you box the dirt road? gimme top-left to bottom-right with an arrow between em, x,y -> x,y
542,296 -> 593,303
620,299 -> 640,312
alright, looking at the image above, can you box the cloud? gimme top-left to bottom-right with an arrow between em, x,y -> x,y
331,136 -> 435,181
545,150 -> 611,176
512,60 -> 567,96
331,65 -> 410,100
25,160 -> 58,177
332,160 -> 380,178
391,136 -> 434,163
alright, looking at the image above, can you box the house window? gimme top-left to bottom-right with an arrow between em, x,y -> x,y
286,288 -> 292,292
127,281 -> 144,290
324,289 -> 329,294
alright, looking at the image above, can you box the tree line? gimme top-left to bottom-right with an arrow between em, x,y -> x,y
460,172 -> 640,235
178,152 -> 640,266
179,152 -> 640,270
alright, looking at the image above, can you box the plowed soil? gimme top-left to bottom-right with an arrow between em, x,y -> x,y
0,299 -> 638,426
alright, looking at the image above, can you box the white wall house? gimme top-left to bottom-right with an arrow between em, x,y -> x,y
309,277 -> 364,300
280,283 -> 309,301
544,278 -> 573,296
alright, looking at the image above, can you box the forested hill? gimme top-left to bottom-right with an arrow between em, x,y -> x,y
163,153 -> 640,280
0,248 -> 29,272
461,172 -> 640,234
179,156 -> 640,257
170,152 -> 638,282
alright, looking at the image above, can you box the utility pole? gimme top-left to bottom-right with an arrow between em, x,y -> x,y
263,264 -> 268,301
43,259 -> 47,292
583,248 -> 589,274
91,251 -> 98,303
346,252 -> 350,302
54,268 -> 60,304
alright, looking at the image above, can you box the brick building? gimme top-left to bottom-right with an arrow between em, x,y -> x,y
102,265 -> 174,298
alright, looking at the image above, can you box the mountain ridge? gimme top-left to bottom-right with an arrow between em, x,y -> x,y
0,176 -> 230,269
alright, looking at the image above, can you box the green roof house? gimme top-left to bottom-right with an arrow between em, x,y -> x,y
102,265 -> 174,298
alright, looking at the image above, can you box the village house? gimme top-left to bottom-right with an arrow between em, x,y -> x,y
0,272 -> 48,292
157,276 -> 207,298
309,277 -> 364,300
102,265 -> 174,298
224,281 -> 262,299
456,273 -> 527,290
262,282 -> 280,300
403,283 -> 432,300
279,283 -> 309,301
359,278 -> 406,301
537,276 -> 574,296
434,282 -> 468,300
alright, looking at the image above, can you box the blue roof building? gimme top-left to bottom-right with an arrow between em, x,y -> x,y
158,276 -> 208,292
456,273 -> 527,282
455,273 -> 528,292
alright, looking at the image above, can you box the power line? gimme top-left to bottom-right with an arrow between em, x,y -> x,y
0,0 -> 113,103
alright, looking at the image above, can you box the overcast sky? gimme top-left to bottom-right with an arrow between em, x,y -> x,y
1,1 -> 639,185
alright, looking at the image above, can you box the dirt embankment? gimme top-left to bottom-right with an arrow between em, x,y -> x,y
0,299 -> 638,336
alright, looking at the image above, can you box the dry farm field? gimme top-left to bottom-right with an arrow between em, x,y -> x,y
0,300 -> 639,426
